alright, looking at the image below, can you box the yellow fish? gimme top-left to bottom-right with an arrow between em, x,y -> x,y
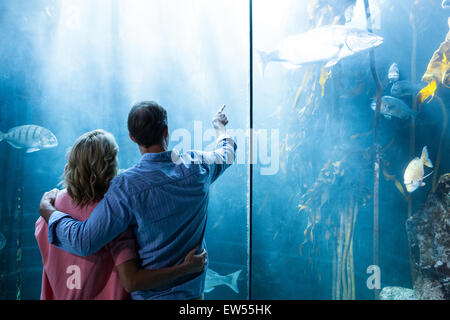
417,79 -> 437,107
418,30 -> 450,108
403,146 -> 433,193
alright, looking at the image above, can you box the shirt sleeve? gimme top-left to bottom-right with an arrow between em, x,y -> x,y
106,227 -> 139,267
199,134 -> 237,184
47,190 -> 132,257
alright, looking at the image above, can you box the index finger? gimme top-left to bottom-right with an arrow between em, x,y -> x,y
217,105 -> 226,114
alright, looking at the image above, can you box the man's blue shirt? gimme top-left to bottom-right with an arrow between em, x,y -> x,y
48,135 -> 236,299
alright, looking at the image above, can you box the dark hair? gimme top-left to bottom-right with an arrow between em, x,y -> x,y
127,101 -> 168,147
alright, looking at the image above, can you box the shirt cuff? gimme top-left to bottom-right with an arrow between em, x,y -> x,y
48,211 -> 71,245
216,134 -> 237,154
216,134 -> 236,150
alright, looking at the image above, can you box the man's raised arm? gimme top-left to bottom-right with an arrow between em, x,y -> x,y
39,188 -> 132,256
201,105 -> 237,183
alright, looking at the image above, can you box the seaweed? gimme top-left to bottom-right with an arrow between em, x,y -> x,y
297,142 -> 372,300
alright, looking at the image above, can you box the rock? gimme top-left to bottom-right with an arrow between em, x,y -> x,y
380,286 -> 417,300
406,173 -> 450,300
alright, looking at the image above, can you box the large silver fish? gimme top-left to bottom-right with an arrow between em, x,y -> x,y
205,268 -> 242,294
371,96 -> 416,120
0,125 -> 58,153
442,0 -> 450,9
257,25 -> 383,74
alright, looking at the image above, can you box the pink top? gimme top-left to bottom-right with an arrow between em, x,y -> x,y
35,189 -> 138,300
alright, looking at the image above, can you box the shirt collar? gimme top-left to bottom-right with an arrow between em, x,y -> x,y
140,150 -> 179,163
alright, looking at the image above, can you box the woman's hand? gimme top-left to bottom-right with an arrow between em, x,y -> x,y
182,247 -> 207,274
39,188 -> 59,223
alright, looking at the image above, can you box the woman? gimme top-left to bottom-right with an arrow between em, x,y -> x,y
35,129 -> 206,299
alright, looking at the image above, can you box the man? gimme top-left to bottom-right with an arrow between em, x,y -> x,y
39,101 -> 236,300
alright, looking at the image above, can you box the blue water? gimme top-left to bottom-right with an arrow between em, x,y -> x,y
0,0 -> 449,300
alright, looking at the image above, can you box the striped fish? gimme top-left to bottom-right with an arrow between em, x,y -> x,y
0,125 -> 58,153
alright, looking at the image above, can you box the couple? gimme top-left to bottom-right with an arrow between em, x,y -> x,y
36,101 -> 236,300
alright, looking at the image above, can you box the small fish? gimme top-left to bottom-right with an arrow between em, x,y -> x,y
442,0 -> 450,9
257,25 -> 383,75
0,125 -> 58,153
404,146 -> 433,193
390,80 -> 423,97
0,231 -> 5,251
205,268 -> 242,294
388,63 -> 399,82
370,96 -> 416,120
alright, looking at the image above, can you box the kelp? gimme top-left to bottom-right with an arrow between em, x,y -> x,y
296,144 -> 371,299
333,197 -> 357,300
293,68 -> 323,124
298,159 -> 341,255
289,0 -> 374,300
319,66 -> 332,97
289,0 -> 448,301
382,165 -> 409,202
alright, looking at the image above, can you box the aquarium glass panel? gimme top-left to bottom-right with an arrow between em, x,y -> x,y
0,0 -> 249,299
252,0 -> 450,300
1,0 -> 449,301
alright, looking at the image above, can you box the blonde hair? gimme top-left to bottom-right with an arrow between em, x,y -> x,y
60,129 -> 119,208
